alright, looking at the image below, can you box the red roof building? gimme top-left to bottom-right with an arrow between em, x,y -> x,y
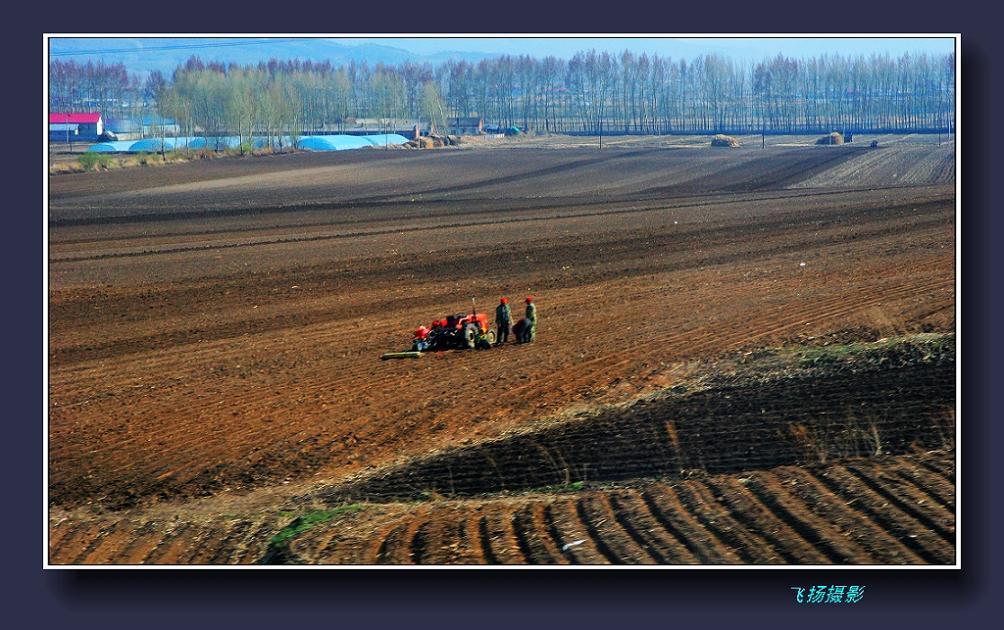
49,112 -> 102,124
49,112 -> 104,142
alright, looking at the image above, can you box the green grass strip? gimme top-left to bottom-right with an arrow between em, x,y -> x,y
270,503 -> 367,547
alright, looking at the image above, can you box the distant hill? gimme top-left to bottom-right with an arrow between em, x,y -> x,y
48,38 -> 499,76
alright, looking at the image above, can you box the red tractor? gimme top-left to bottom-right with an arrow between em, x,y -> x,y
413,308 -> 495,351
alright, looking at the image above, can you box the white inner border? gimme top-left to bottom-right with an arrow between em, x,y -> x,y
43,32 -> 959,570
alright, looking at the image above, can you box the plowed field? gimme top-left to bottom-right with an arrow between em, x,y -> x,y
47,137 -> 956,564
48,450 -> 955,565
287,451 -> 956,566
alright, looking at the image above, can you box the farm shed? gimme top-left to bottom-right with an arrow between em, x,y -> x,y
447,117 -> 484,135
50,112 -> 103,142
105,116 -> 181,140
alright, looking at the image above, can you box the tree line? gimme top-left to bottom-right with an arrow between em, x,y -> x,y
50,49 -> 955,142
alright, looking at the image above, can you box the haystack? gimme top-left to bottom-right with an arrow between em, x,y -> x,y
816,131 -> 844,145
711,134 -> 741,148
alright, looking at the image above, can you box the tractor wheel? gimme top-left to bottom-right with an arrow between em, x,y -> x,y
486,329 -> 497,345
462,323 -> 479,349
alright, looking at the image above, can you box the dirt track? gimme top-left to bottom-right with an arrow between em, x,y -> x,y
47,138 -> 956,564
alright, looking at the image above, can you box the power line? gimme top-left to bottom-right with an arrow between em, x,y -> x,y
50,38 -> 306,57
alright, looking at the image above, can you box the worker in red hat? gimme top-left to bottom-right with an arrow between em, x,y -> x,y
520,295 -> 537,343
495,297 -> 512,345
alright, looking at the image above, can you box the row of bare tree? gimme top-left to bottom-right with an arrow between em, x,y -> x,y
49,49 -> 955,140
50,60 -> 143,121
441,50 -> 955,134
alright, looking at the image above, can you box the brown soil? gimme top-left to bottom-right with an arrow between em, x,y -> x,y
47,139 -> 956,564
49,450 -> 954,566
320,339 -> 954,502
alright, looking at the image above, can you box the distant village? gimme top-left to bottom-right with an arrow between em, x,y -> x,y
50,111 -> 498,152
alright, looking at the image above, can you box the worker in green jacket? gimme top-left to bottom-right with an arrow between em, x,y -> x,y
522,296 -> 537,342
495,297 -> 512,345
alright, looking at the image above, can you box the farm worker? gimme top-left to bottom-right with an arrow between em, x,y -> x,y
523,296 -> 537,342
513,318 -> 527,343
495,297 -> 512,345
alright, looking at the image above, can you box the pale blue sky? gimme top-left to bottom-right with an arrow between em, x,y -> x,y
49,36 -> 956,76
